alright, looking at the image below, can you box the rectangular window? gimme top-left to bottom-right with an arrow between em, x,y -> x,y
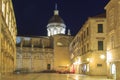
97,64 -> 102,67
98,41 -> 103,50
98,24 -> 103,33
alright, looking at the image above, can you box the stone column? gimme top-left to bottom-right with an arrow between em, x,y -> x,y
116,62 -> 120,80
4,56 -> 6,75
6,57 -> 7,74
0,17 -> 1,78
1,52 -> 3,75
107,62 -> 112,79
0,2 -> 2,77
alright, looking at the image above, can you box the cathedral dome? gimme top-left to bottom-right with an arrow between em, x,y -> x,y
48,15 -> 64,23
47,4 -> 66,36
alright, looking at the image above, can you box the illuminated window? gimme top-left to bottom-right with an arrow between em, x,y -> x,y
111,64 -> 116,75
61,28 -> 65,34
83,64 -> 87,72
47,29 -> 50,36
24,37 -> 31,41
58,28 -> 61,33
54,28 -> 57,35
48,32 -> 50,36
87,64 -> 89,72
16,37 -> 21,44
51,28 -> 54,35
98,24 -> 103,33
57,42 -> 63,46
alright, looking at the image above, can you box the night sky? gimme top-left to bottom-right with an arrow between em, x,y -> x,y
12,0 -> 109,36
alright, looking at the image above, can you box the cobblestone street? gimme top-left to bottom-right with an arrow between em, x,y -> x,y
1,73 -> 114,80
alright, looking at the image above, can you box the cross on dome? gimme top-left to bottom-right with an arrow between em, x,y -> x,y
54,3 -> 59,15
55,3 -> 58,10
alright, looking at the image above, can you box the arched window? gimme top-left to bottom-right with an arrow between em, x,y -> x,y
54,28 -> 57,35
56,37 -> 69,47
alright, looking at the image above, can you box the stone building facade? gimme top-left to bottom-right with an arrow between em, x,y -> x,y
16,35 -> 73,72
53,34 -> 73,71
0,0 -> 17,75
105,0 -> 120,80
16,6 -> 73,72
69,14 -> 107,76
16,36 -> 54,72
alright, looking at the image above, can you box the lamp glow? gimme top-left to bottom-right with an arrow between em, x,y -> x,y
87,58 -> 90,62
100,55 -> 105,59
107,51 -> 112,62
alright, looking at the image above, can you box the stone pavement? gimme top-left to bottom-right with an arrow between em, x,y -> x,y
0,73 -> 114,80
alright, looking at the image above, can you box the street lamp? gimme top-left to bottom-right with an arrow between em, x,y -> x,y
87,58 -> 90,62
100,55 -> 105,60
87,58 -> 93,63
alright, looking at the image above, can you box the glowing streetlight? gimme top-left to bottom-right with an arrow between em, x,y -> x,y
100,55 -> 105,59
87,58 -> 90,62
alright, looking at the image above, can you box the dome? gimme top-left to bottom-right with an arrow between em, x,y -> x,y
48,15 -> 64,24
47,6 -> 66,36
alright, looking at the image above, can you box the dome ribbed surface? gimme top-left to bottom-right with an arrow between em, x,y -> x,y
48,15 -> 64,23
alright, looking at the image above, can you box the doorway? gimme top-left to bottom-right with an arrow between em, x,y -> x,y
111,64 -> 116,80
47,64 -> 51,70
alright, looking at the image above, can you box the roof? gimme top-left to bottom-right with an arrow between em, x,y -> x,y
92,13 -> 106,18
48,15 -> 64,23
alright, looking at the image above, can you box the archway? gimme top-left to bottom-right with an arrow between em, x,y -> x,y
111,64 -> 116,79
